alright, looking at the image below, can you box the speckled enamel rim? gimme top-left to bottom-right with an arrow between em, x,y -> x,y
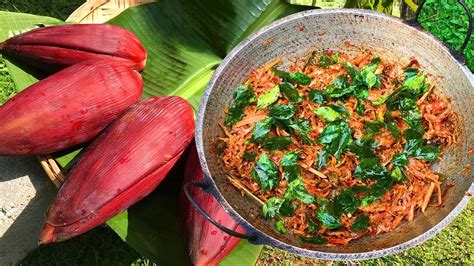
196,9 -> 474,260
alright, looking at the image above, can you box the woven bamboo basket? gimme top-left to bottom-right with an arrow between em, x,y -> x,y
37,0 -> 154,188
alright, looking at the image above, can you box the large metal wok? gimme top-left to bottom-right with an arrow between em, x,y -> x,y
187,1 -> 474,260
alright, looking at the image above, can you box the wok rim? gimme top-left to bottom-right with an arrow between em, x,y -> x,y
196,8 -> 474,260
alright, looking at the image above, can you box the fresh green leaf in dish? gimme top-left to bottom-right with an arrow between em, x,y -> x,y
365,120 -> 385,134
404,67 -> 420,79
306,216 -> 321,233
361,177 -> 396,206
233,84 -> 257,107
404,138 -> 424,156
351,215 -> 370,232
263,197 -> 284,218
316,199 -> 342,229
280,151 -> 300,181
372,94 -> 389,106
354,157 -> 388,180
275,220 -> 288,234
285,178 -> 314,204
288,118 -> 313,145
280,82 -> 303,103
404,127 -> 424,140
414,145 -> 440,161
344,61 -> 359,79
402,136 -> 440,162
318,53 -> 339,68
226,106 -> 245,126
279,199 -> 297,217
390,166 -> 407,182
300,235 -> 327,245
262,196 -> 298,219
349,136 -> 377,159
335,189 -> 361,215
225,85 -> 256,125
386,121 -> 401,139
316,148 -> 329,170
314,106 -> 341,122
359,57 -> 381,89
328,104 -> 350,118
355,98 -> 365,115
341,57 -> 381,100
308,89 -> 327,104
252,153 -> 279,191
263,136 -> 292,152
385,68 -> 428,119
251,117 -> 274,143
391,153 -> 408,167
269,104 -> 296,120
257,85 -> 280,109
399,97 -> 424,134
354,156 -> 383,178
324,75 -> 352,98
317,121 -> 352,159
242,151 -> 257,161
272,68 -> 312,86
288,72 -> 312,86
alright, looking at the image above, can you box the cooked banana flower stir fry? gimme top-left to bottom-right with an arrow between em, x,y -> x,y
221,51 -> 457,245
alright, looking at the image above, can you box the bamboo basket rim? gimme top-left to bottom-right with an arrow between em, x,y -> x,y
38,0 -> 154,187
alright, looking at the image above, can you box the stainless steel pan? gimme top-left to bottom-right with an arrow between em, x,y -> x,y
186,1 -> 473,260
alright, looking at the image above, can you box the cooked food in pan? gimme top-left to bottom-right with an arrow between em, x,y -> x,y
221,51 -> 457,245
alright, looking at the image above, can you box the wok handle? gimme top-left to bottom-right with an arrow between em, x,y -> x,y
410,0 -> 472,56
183,181 -> 258,241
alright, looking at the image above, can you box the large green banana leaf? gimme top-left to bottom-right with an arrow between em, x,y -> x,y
0,12 -> 63,101
0,1 -> 314,264
104,2 -> 313,264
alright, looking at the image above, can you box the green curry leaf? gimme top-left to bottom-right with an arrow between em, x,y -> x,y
279,200 -> 297,217
335,189 -> 361,215
264,136 -> 292,152
316,199 -> 342,229
300,235 -> 327,245
272,68 -> 311,86
318,121 -> 352,159
314,106 -> 341,122
225,85 -> 256,125
275,220 -> 288,234
316,148 -> 329,170
354,157 -> 388,180
285,178 -> 314,204
242,151 -> 257,161
257,85 -> 280,109
252,153 -> 279,191
280,151 -> 300,181
263,197 -> 283,219
288,118 -> 313,145
414,145 -> 441,162
391,153 -> 408,166
308,89 -> 327,104
351,215 -> 370,232
280,82 -> 303,103
251,117 -> 274,143
319,53 -> 339,68
269,104 -> 296,120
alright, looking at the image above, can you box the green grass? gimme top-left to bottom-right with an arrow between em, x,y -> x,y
1,0 -> 472,265
21,226 -> 147,265
0,0 -> 83,21
0,55 -> 16,104
418,0 -> 474,72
